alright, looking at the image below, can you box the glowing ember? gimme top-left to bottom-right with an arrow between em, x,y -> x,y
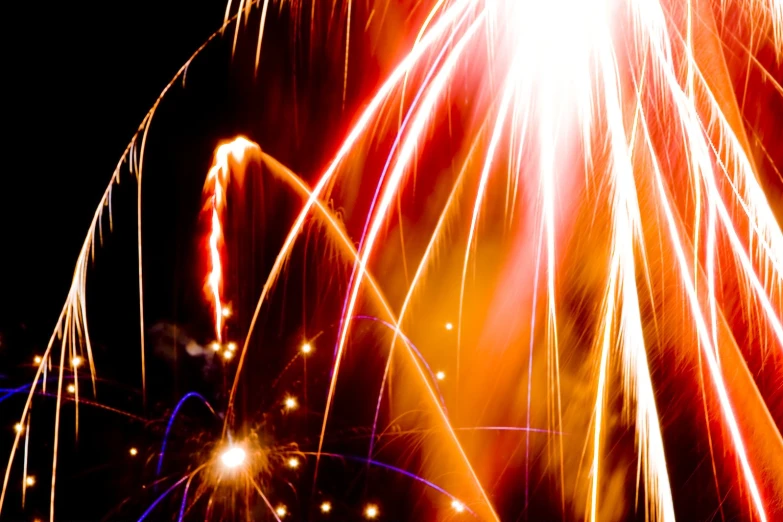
220,446 -> 246,469
364,504 -> 379,519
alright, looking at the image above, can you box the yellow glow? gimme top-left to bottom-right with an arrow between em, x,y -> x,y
444,322 -> 453,331
287,457 -> 299,469
436,371 -> 446,381
211,342 -> 221,352
71,356 -> 83,368
284,396 -> 298,410
275,505 -> 287,517
320,501 -> 332,513
14,423 -> 23,433
364,504 -> 379,519
67,384 -> 75,394
222,306 -> 232,318
451,500 -> 465,513
25,476 -> 35,487
33,355 -> 42,365
223,350 -> 234,360
301,342 -> 312,354
220,445 -> 246,469
227,342 -> 237,352
129,447 -> 138,456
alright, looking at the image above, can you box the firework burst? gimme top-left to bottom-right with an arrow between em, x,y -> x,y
2,0 -> 782,520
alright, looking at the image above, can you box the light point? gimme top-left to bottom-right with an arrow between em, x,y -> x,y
436,371 -> 446,381
129,447 -> 138,456
67,384 -> 76,394
284,396 -> 298,411
220,445 -> 246,469
287,457 -> 299,469
301,342 -> 312,355
222,306 -> 232,318
275,505 -> 287,517
364,504 -> 379,519
34,355 -> 42,365
320,501 -> 332,513
223,350 -> 234,360
227,342 -> 237,352
25,475 -> 35,487
445,322 -> 453,331
451,500 -> 465,513
211,342 -> 221,352
71,356 -> 83,368
14,423 -> 23,433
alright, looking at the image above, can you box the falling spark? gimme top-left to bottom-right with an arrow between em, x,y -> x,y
129,447 -> 138,456
203,138 -> 257,343
364,504 -> 379,519
320,501 -> 332,513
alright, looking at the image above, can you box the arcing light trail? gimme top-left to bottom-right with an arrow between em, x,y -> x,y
3,0 -> 783,520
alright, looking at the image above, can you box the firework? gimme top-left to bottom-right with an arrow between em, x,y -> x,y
3,0 -> 782,520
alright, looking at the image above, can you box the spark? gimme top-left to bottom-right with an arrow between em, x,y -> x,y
364,504 -> 379,519
211,342 -> 221,352
204,137 -> 256,343
66,385 -> 75,395
275,505 -> 287,517
320,501 -> 332,513
444,322 -> 453,331
70,356 -> 82,368
284,396 -> 298,411
301,342 -> 312,354
227,342 -> 237,352
222,350 -> 234,360
33,356 -> 42,365
287,457 -> 299,469
129,447 -> 138,457
25,476 -> 35,487
13,424 -> 22,434
220,445 -> 246,469
436,371 -> 446,381
451,499 -> 465,513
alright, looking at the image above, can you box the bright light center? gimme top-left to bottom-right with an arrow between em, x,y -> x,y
451,499 -> 465,513
220,446 -> 246,469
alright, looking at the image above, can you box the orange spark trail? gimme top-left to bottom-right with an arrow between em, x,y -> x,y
203,137 -> 257,342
